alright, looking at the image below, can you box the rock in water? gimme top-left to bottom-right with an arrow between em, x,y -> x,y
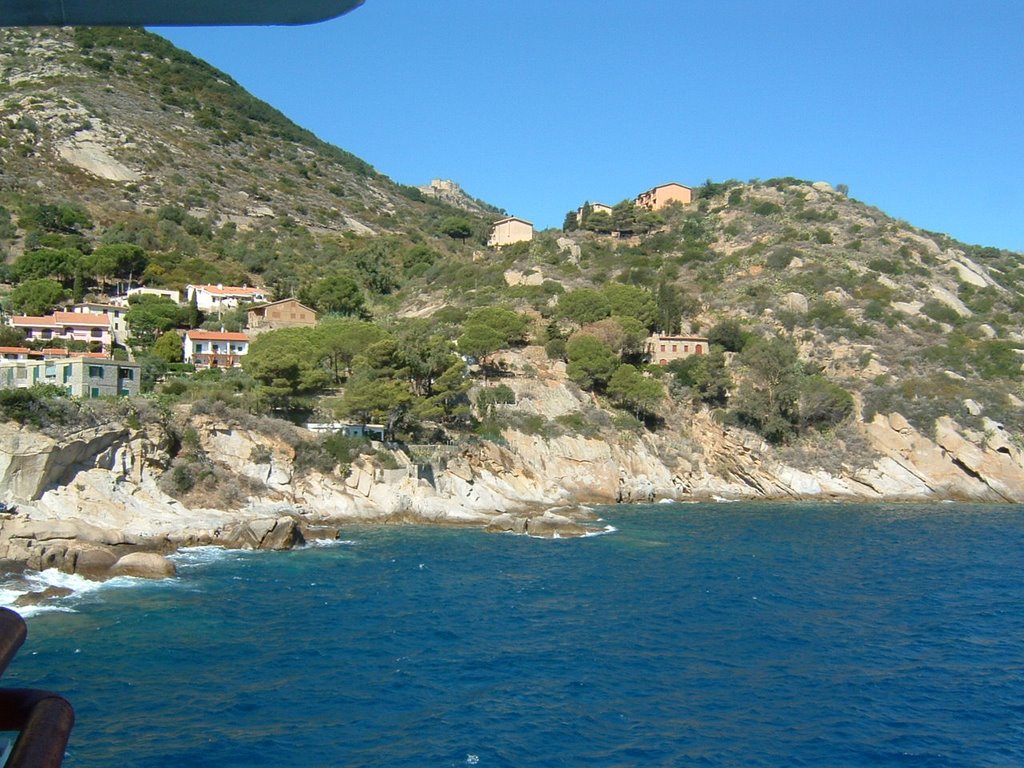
110,552 -> 177,579
13,586 -> 74,606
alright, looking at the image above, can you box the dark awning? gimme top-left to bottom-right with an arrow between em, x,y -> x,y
0,0 -> 364,26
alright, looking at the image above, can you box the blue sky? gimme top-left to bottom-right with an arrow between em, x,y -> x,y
156,0 -> 1023,251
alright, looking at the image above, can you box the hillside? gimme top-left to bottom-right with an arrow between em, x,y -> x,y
2,24 -> 1024,536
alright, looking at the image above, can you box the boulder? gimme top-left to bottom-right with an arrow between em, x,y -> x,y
13,586 -> 74,607
783,292 -> 808,313
261,517 -> 305,550
109,552 -> 176,579
70,547 -> 118,579
523,511 -> 590,538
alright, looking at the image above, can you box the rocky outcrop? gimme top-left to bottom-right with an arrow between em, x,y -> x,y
1,389 -> 1023,580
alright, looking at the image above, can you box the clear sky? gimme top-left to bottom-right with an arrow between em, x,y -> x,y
156,0 -> 1024,252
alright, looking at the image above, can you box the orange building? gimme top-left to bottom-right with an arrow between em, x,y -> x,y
635,182 -> 693,211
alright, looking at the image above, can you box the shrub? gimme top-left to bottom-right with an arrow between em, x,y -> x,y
920,300 -> 961,326
766,247 -> 798,270
752,201 -> 782,216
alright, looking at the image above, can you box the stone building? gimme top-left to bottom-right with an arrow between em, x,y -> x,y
646,333 -> 709,365
246,298 -> 317,334
0,357 -> 140,398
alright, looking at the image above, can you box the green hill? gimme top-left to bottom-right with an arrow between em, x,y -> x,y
2,26 -> 1023,456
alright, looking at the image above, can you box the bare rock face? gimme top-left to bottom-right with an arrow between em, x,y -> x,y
109,552 -> 177,579
861,413 -> 1024,501
0,422 -> 130,500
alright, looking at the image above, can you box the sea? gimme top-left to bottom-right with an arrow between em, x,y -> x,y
1,502 -> 1022,767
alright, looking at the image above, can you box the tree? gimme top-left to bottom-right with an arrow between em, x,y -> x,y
441,216 -> 473,241
7,279 -> 67,315
458,307 -> 529,365
151,330 -> 184,364
565,335 -> 620,391
312,317 -> 390,383
707,319 -> 749,353
559,289 -> 611,325
86,243 -> 148,286
125,295 -> 186,350
12,248 -> 79,283
669,348 -> 731,405
0,326 -> 26,347
243,327 -> 330,395
655,279 -> 683,335
603,284 -> 657,328
734,336 -> 805,443
303,272 -> 366,316
608,364 -> 663,418
562,209 -> 579,232
415,359 -> 471,426
581,209 -> 613,234
339,362 -> 415,439
396,321 -> 460,396
797,375 -> 853,432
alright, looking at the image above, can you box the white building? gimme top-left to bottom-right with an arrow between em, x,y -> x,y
185,284 -> 268,312
183,330 -> 250,370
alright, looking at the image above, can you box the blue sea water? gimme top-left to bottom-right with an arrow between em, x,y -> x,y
3,502 -> 1024,767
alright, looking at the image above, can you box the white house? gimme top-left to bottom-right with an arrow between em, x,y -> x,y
185,284 -> 268,312
183,330 -> 250,370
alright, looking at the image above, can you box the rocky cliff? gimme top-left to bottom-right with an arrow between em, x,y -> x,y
2,367 -> 1023,581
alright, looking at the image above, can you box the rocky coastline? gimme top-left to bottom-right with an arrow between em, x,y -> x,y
2,389 -> 1024,593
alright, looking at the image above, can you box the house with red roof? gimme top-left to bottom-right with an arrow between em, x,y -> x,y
183,330 -> 250,370
7,312 -> 112,352
185,284 -> 268,312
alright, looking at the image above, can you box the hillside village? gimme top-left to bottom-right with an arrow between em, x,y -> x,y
0,180 -> 712,410
1,25 -> 1024,580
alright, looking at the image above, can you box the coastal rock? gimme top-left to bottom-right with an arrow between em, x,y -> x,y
69,546 -> 118,578
109,552 -> 177,579
524,511 -> 591,538
13,586 -> 74,607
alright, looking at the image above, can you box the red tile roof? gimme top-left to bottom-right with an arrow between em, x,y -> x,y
185,330 -> 249,342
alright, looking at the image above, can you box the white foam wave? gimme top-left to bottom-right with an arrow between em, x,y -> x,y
305,538 -> 359,549
170,545 -> 245,568
582,525 -> 618,538
712,495 -> 737,503
1,568 -> 166,619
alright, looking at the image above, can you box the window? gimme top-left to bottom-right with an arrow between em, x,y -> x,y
91,328 -> 103,338
119,368 -> 134,380
88,366 -> 104,379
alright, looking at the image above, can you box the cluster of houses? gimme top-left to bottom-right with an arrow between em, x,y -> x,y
0,182 -> 703,400
488,181 -> 694,247
0,284 -> 318,399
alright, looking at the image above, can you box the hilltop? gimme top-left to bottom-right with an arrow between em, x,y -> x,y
2,27 -> 1024,578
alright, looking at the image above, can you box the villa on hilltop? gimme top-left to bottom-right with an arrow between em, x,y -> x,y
635,182 -> 693,211
488,216 -> 534,247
